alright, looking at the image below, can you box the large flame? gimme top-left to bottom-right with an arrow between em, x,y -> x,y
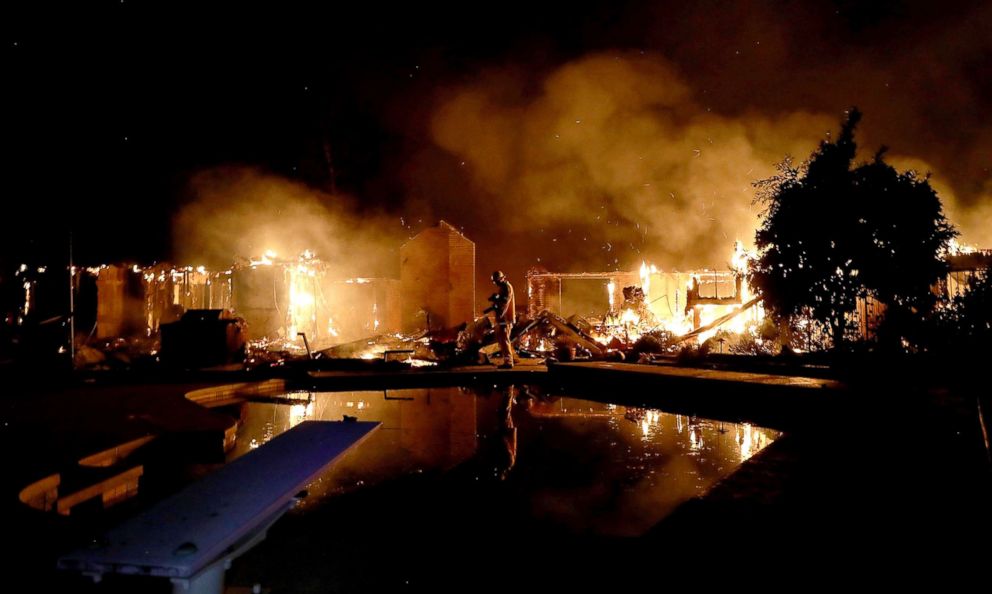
592,244 -> 760,347
946,238 -> 978,256
639,261 -> 658,297
287,253 -> 321,340
250,249 -> 278,267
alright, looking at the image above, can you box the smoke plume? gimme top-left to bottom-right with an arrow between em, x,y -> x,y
172,167 -> 402,277
419,52 -> 835,275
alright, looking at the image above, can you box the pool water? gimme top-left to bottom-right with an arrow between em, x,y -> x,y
224,385 -> 779,591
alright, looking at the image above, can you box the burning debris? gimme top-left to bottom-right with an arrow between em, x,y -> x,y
11,218 -> 989,371
515,310 -> 606,362
83,251 -> 403,359
69,239 -> 770,368
602,285 -> 659,343
316,332 -> 437,366
518,242 -> 765,359
63,223 -> 470,369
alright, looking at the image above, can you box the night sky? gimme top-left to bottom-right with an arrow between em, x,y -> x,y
5,1 -> 991,284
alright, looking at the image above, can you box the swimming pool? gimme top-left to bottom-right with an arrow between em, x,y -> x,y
223,385 -> 779,591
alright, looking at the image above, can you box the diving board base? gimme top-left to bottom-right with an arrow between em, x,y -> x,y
168,500 -> 290,594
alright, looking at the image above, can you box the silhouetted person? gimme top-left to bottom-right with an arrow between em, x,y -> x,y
487,270 -> 516,369
496,386 -> 518,480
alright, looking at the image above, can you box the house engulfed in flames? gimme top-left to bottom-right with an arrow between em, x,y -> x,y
87,222 -> 471,357
91,254 -> 401,351
522,239 -> 992,354
33,227 -> 992,364
524,242 -> 762,351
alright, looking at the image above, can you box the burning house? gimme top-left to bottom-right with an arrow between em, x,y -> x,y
70,228 -> 988,365
82,222 -> 467,359
942,244 -> 992,300
847,243 -> 992,342
143,264 -> 232,335
525,243 -> 761,349
89,264 -> 234,339
228,252 -> 403,348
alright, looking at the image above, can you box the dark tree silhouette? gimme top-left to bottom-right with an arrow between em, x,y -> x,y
938,267 -> 992,356
750,108 -> 955,351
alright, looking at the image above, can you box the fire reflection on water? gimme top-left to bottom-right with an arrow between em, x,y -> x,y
228,387 -> 780,536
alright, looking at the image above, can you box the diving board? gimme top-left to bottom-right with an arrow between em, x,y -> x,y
58,420 -> 379,593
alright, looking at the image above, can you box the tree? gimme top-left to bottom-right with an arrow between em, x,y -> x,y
750,108 -> 955,351
937,267 -> 992,357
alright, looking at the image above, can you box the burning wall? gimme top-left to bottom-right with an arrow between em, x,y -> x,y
327,278 -> 402,343
144,264 -> 232,335
231,262 -> 288,340
91,264 -> 230,339
944,249 -> 992,300
230,254 -> 402,347
95,266 -> 145,339
526,271 -> 638,320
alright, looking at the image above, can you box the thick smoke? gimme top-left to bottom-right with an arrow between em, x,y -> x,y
172,167 -> 402,277
424,52 -> 835,273
888,155 -> 992,247
629,0 -> 992,247
172,4 -> 992,286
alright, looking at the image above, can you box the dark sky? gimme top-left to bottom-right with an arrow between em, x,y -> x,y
4,1 -> 991,279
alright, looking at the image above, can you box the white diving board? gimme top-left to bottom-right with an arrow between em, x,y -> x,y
58,420 -> 379,593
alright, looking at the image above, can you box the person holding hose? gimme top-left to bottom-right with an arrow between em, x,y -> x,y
486,270 -> 516,369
